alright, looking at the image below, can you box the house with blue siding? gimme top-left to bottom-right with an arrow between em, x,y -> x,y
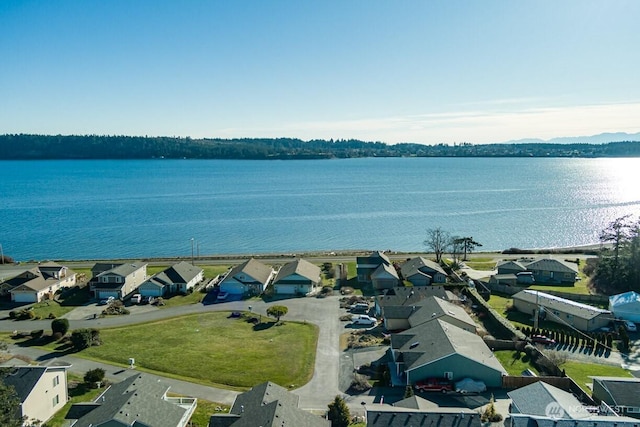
390,319 -> 506,388
401,257 -> 448,286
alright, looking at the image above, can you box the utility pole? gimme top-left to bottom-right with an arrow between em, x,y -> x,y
533,290 -> 540,330
0,243 -> 3,264
190,238 -> 194,265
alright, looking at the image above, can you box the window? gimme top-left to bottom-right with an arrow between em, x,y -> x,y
52,395 -> 59,407
444,371 -> 453,379
53,375 -> 59,387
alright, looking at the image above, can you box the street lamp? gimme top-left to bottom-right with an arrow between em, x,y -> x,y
190,238 -> 194,265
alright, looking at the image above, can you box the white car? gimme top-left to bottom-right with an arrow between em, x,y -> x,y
352,315 -> 376,326
624,321 -> 637,332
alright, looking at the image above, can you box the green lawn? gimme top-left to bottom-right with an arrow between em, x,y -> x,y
29,300 -> 76,319
495,350 -> 633,393
46,312 -> 318,390
563,360 -> 633,391
185,399 -> 230,427
464,257 -> 497,271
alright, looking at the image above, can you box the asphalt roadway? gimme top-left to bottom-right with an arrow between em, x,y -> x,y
0,294 -> 349,412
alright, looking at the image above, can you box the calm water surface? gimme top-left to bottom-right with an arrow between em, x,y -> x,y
1,157 -> 639,260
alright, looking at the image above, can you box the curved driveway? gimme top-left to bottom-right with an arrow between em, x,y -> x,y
0,295 -> 344,411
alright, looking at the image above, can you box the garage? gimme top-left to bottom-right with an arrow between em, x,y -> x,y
96,290 -> 120,300
11,290 -> 37,303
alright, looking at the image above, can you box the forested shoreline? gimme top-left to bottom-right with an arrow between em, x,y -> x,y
1,134 -> 640,160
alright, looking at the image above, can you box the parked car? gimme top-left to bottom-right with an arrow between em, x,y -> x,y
140,295 -> 151,305
216,291 -> 229,302
455,378 -> 486,394
350,303 -> 369,313
531,335 -> 556,346
352,314 -> 376,326
131,294 -> 142,304
624,320 -> 637,332
98,296 -> 115,305
414,378 -> 454,393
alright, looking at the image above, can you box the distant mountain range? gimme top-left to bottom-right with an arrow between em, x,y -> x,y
501,132 -> 640,145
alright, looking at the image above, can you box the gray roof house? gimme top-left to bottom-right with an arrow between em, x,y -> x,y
137,261 -> 204,297
66,373 -> 196,427
371,262 -> 400,290
209,381 -> 329,427
1,364 -> 70,426
90,262 -> 148,300
2,262 -> 77,303
497,258 -> 579,285
374,286 -> 448,317
401,257 -> 448,286
357,251 -> 392,286
508,380 -> 592,419
272,258 -> 322,296
592,377 -> 640,419
390,319 -> 506,388
512,290 -> 611,331
219,258 -> 274,297
366,406 -> 480,427
381,295 -> 476,333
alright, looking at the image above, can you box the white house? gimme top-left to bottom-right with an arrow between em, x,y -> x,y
90,263 -> 148,299
4,262 -> 77,303
137,261 -> 204,297
609,291 -> 640,323
272,259 -> 321,296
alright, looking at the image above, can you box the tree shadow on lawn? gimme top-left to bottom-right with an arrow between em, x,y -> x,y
252,321 -> 277,331
13,334 -> 78,358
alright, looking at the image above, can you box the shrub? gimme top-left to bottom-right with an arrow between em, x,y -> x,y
8,310 -> 16,319
51,318 -> 70,336
84,368 -> 106,385
30,330 -> 44,339
349,374 -> 372,393
71,328 -> 101,351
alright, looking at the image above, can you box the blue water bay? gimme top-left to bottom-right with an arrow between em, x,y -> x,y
1,157 -> 639,260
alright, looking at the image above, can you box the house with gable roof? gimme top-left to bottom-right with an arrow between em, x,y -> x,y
90,262 -> 148,300
271,258 -> 321,296
370,262 -> 400,290
2,262 -> 77,303
389,319 -> 506,387
66,373 -> 196,427
356,251 -> 392,285
1,364 -> 70,425
591,377 -> 640,418
512,290 -> 611,331
209,381 -> 329,427
218,258 -> 274,297
374,286 -> 449,317
137,261 -> 203,297
494,258 -> 579,285
366,402 -> 480,427
401,257 -> 448,286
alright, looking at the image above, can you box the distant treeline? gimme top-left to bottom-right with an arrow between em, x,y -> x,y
1,134 -> 640,159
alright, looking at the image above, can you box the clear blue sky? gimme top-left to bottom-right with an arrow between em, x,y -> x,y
1,0 -> 639,144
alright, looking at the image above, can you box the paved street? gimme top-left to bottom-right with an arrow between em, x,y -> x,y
0,294 -> 346,411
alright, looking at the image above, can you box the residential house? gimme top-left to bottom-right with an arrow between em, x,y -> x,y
380,295 -> 476,332
508,380 -> 591,419
496,259 -> 528,275
526,258 -> 579,285
374,286 -> 449,317
390,319 -> 506,387
2,262 -> 77,303
209,381 -> 329,427
401,257 -> 448,286
1,364 -> 70,425
90,263 -> 148,300
591,377 -> 640,418
366,404 -> 480,427
609,292 -> 640,323
357,251 -> 392,285
66,373 -> 196,427
512,290 -> 611,331
272,258 -> 321,296
509,380 -> 640,427
218,258 -> 274,297
137,261 -> 204,297
370,262 -> 400,290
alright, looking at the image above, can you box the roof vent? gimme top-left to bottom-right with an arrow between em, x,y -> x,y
409,342 -> 420,349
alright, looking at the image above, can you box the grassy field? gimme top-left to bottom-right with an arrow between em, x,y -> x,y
43,312 -> 318,390
464,257 -> 497,271
494,350 -> 633,392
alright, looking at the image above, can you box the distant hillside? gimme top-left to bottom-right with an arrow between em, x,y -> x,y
1,134 -> 640,159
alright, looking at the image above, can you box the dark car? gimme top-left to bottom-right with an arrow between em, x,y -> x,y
140,295 -> 151,305
414,378 -> 454,393
531,335 -> 556,346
